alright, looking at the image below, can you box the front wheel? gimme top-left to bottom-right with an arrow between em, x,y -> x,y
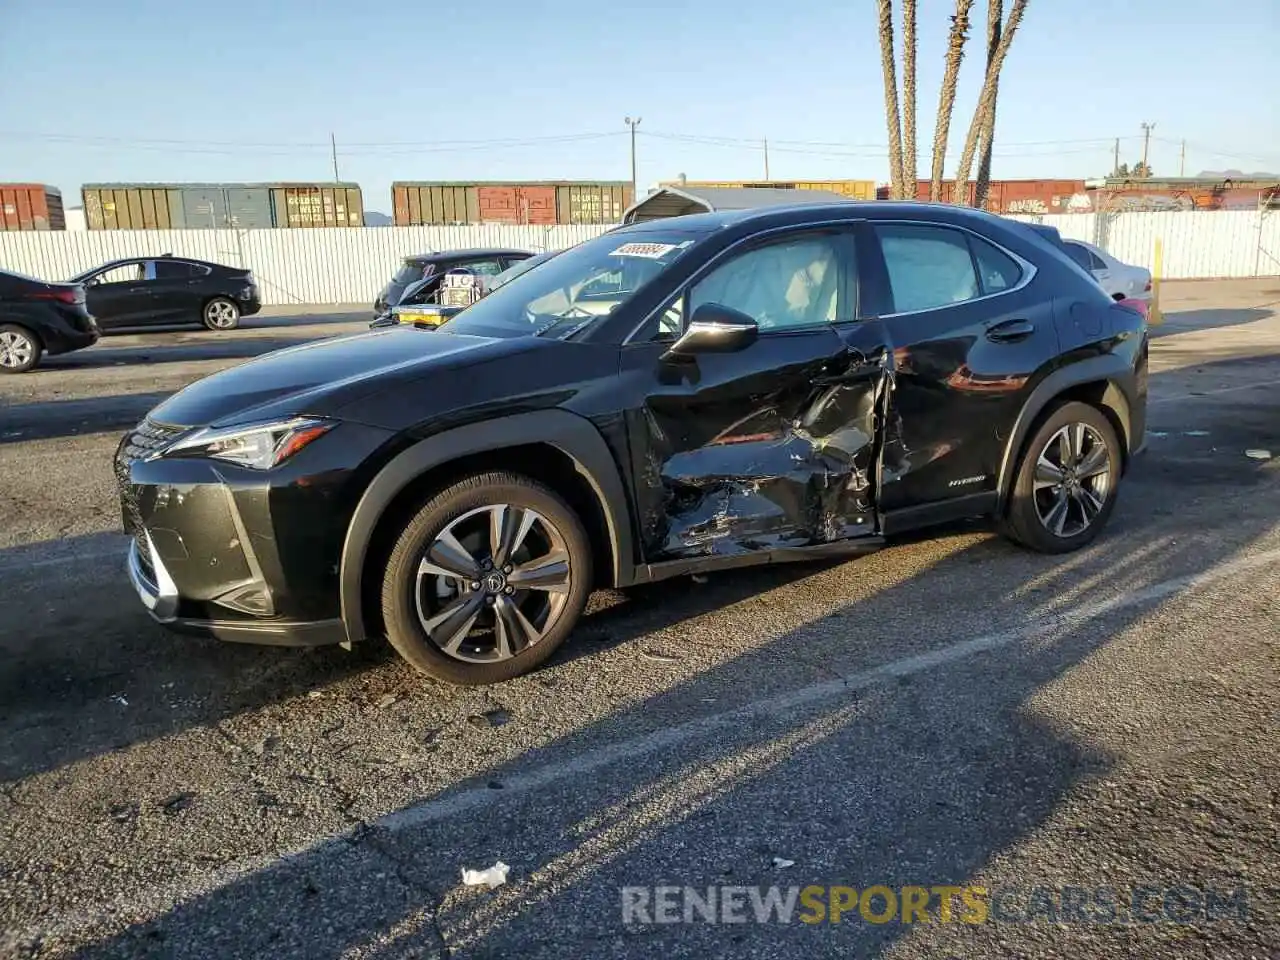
202,297 -> 241,330
380,472 -> 593,685
1001,401 -> 1122,553
0,325 -> 42,373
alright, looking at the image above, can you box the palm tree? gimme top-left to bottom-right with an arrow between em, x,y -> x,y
929,0 -> 975,201
973,0 -> 1003,208
876,0 -> 905,201
953,0 -> 1029,201
900,0 -> 918,199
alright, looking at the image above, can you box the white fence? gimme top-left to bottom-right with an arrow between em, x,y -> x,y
1,212 -> 1276,305
0,224 -> 613,306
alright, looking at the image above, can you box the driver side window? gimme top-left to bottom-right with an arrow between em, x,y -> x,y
690,235 -> 843,332
94,262 -> 147,285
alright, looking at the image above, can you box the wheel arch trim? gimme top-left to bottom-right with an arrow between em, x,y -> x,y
996,354 -> 1136,513
338,409 -> 635,644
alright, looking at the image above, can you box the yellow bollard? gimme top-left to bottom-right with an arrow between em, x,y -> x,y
1148,237 -> 1163,326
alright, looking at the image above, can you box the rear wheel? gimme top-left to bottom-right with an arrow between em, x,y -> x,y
0,325 -> 42,373
202,297 -> 241,330
380,472 -> 593,685
1001,401 -> 1121,553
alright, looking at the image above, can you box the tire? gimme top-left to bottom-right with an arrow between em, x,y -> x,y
202,297 -> 241,330
0,324 -> 42,374
380,472 -> 593,685
1001,401 -> 1122,554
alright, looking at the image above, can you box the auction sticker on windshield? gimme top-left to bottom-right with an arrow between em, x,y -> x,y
611,242 -> 685,259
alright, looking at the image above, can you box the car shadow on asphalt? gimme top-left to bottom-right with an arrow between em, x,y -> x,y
40,332 -> 354,371
53,492 -> 1280,959
0,392 -> 174,444
1152,306 -> 1274,337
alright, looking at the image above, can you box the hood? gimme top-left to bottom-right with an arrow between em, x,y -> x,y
149,328 -> 510,428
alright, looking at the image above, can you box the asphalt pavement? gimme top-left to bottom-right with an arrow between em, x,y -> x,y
0,282 -> 1277,959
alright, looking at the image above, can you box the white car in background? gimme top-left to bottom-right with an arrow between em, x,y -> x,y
1061,239 -> 1152,302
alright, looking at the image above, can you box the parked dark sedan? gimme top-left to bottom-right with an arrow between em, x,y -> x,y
0,269 -> 99,372
71,255 -> 261,331
116,202 -> 1148,685
373,248 -> 533,316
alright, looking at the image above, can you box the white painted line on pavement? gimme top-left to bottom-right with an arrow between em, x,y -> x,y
12,541 -> 1280,951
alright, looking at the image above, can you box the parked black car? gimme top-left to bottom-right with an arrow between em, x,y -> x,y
71,255 -> 261,331
373,248 -> 533,316
0,269 -> 99,373
116,202 -> 1148,685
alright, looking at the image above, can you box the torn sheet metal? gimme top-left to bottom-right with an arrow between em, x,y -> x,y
638,347 -> 891,561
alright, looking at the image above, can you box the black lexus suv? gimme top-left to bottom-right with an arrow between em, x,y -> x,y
115,202 -> 1148,685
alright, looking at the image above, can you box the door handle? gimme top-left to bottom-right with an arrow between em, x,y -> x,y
985,318 -> 1035,343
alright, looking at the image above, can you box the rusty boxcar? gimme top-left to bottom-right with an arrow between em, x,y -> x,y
878,179 -> 1091,214
0,184 -> 65,231
392,181 -> 633,226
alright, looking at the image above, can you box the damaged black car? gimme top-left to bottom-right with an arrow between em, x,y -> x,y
115,202 -> 1148,685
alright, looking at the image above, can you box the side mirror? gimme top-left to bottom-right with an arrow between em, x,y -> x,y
662,303 -> 758,360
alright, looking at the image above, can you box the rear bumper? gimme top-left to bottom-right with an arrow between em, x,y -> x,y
237,295 -> 262,317
126,535 -> 346,647
42,313 -> 99,356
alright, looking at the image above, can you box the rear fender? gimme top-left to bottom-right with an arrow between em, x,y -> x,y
996,354 -> 1137,513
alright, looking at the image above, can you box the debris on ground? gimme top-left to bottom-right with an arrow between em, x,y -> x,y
772,857 -> 796,869
375,693 -> 400,709
109,694 -> 129,707
467,708 -> 511,728
1184,430 -> 1210,437
640,649 -> 681,663
461,861 -> 510,888
1245,449 -> 1272,460
159,792 -> 196,816
690,573 -> 709,584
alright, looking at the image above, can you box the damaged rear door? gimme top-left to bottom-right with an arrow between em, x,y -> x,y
620,224 -> 892,564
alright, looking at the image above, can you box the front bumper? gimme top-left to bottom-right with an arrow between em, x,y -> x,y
116,416 -> 396,648
125,515 -> 347,647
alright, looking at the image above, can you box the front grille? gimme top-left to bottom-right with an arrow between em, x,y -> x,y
122,418 -> 186,461
117,418 -> 186,581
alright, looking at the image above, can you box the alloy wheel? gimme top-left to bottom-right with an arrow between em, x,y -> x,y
206,301 -> 238,328
414,504 -> 572,663
1033,422 -> 1112,538
0,331 -> 34,369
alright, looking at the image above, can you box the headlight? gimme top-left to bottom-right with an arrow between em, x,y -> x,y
159,417 -> 334,470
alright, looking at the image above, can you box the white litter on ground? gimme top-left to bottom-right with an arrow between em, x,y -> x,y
772,857 -> 796,869
461,861 -> 510,888
1245,449 -> 1272,460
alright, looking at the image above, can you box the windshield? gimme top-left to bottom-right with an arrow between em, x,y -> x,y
488,251 -> 556,292
441,232 -> 698,339
392,260 -> 430,285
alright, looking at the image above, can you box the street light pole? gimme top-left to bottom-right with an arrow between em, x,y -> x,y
625,116 -> 641,202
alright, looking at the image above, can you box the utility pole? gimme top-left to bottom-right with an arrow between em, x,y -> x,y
330,132 -> 340,182
624,117 -> 641,202
763,137 -> 770,179
1140,122 -> 1156,177
1112,138 -> 1120,177
1180,139 -> 1186,177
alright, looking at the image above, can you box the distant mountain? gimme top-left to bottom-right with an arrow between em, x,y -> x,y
1195,169 -> 1280,179
363,211 -> 393,226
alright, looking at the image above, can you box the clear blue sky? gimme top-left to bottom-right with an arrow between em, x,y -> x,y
2,0 -> 1276,212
